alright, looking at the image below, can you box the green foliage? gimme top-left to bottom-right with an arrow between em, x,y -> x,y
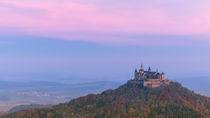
1,82 -> 210,118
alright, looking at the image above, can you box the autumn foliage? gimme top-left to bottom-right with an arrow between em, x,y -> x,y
1,81 -> 210,118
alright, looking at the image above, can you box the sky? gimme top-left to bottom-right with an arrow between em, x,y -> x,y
0,0 -> 210,83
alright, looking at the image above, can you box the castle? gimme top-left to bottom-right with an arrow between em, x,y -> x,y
130,65 -> 171,88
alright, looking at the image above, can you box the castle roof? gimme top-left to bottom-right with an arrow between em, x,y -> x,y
144,71 -> 159,74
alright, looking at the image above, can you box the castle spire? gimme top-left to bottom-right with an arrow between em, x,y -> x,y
148,67 -> 151,72
134,68 -> 138,80
156,68 -> 158,73
141,64 -> 144,69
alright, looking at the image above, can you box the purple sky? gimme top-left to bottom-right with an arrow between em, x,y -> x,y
1,0 -> 210,42
0,0 -> 210,82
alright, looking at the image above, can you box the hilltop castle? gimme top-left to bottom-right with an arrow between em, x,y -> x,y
130,65 -> 171,88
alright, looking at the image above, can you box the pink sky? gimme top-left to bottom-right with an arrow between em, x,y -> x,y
0,0 -> 210,43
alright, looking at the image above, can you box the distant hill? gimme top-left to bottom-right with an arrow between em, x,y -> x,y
8,104 -> 51,113
1,81 -> 210,118
172,77 -> 210,96
0,81 -> 121,112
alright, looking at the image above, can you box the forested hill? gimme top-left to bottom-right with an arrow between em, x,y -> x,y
1,81 -> 210,118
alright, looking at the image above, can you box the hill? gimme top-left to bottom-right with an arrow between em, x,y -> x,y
8,104 -> 51,113
1,81 -> 210,118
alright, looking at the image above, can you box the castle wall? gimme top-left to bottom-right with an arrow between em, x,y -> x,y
161,74 -> 165,80
151,84 -> 161,88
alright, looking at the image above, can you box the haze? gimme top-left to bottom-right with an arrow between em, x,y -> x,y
0,0 -> 210,93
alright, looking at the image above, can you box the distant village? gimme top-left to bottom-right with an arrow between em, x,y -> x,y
130,65 -> 171,88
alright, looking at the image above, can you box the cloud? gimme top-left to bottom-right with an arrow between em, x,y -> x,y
0,0 -> 210,44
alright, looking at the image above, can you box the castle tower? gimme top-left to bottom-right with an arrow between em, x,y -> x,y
141,64 -> 144,70
134,69 -> 138,80
161,72 -> 165,80
148,67 -> 151,72
139,64 -> 144,74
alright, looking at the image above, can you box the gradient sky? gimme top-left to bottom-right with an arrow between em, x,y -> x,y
0,0 -> 210,83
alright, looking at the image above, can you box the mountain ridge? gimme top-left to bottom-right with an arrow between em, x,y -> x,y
1,81 -> 210,118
